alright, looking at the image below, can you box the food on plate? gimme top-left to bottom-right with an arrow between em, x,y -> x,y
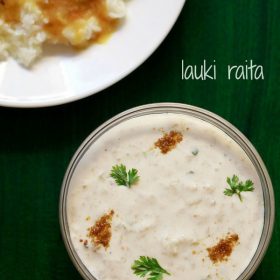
66,113 -> 264,280
0,0 -> 126,66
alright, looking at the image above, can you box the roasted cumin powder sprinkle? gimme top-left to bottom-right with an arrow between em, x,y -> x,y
207,234 -> 239,263
155,131 -> 183,154
87,210 -> 114,249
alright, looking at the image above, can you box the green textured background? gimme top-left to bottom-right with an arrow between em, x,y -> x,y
0,0 -> 279,279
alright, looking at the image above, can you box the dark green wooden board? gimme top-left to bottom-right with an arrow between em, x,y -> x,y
0,0 -> 279,279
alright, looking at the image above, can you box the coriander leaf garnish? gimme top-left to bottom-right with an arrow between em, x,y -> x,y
192,148 -> 199,156
224,175 -> 254,201
110,164 -> 139,188
131,256 -> 170,280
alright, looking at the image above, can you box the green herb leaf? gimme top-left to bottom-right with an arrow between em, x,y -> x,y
110,164 -> 139,188
192,149 -> 199,156
131,256 -> 170,280
224,175 -> 255,201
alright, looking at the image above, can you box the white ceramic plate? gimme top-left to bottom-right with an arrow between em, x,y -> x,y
0,0 -> 185,108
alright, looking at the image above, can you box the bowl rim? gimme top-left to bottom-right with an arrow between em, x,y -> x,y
59,102 -> 275,280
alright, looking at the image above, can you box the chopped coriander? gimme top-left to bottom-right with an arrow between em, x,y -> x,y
143,151 -> 148,157
192,149 -> 199,156
110,164 -> 139,188
224,175 -> 254,201
131,256 -> 170,280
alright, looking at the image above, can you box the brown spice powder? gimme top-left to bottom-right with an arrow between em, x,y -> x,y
207,234 -> 239,263
155,131 -> 183,154
87,210 -> 114,249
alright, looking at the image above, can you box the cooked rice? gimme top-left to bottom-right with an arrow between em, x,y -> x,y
0,0 -> 126,66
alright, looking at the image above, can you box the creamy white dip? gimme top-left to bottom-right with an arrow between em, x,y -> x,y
67,113 -> 264,280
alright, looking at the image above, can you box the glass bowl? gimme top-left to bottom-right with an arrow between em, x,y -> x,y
60,103 -> 274,280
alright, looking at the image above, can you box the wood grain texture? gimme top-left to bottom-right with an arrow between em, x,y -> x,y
0,0 -> 279,279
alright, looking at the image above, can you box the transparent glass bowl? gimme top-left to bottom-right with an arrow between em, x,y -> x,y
60,103 -> 275,280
